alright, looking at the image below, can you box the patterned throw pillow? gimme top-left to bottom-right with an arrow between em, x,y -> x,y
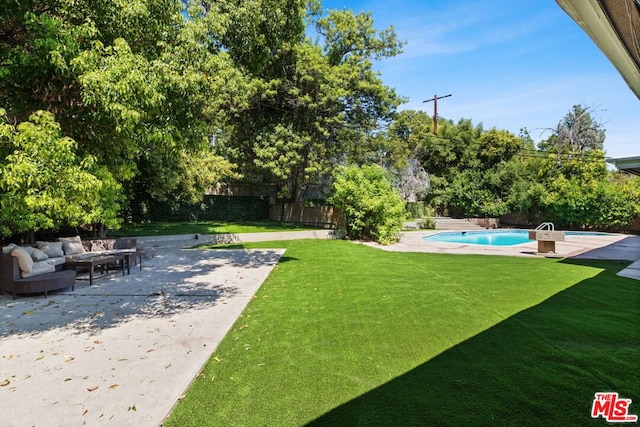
90,239 -> 115,251
58,236 -> 86,255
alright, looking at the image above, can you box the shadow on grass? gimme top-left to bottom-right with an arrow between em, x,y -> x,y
0,248 -> 284,337
308,262 -> 639,427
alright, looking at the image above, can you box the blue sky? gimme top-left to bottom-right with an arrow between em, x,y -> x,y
321,0 -> 640,158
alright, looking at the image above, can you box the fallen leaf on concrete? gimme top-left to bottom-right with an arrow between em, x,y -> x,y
87,386 -> 99,392
108,384 -> 118,389
64,378 -> 72,382
0,379 -> 10,387
128,405 -> 137,412
64,355 -> 75,362
82,408 -> 88,416
24,310 -> 33,315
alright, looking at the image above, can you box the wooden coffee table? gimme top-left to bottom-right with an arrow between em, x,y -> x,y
65,253 -> 127,286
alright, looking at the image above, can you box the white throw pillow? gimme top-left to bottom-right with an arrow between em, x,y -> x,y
36,241 -> 65,258
58,236 -> 85,255
11,247 -> 34,274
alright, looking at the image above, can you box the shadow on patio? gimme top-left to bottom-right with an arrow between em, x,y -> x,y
0,248 -> 286,337
567,235 -> 640,262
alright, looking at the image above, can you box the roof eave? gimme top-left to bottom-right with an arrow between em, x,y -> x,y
556,0 -> 640,99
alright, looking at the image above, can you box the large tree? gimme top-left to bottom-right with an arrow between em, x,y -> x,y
1,0 -> 243,213
212,0 -> 405,201
509,105 -> 639,229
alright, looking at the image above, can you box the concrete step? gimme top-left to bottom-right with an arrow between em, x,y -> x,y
434,217 -> 484,230
404,217 -> 485,231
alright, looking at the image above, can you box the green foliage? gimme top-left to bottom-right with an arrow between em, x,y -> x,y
507,105 -> 637,230
129,195 -> 269,223
405,201 -> 426,219
329,164 -> 405,244
1,0 -> 244,207
406,203 -> 436,229
540,173 -> 640,230
214,1 -> 405,201
0,109 -> 122,236
388,115 -> 525,217
539,104 -> 605,153
378,104 -> 636,231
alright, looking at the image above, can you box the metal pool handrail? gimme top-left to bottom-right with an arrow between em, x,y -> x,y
535,222 -> 555,231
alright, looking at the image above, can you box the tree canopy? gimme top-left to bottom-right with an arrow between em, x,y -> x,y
0,108 -> 122,237
0,0 -> 406,236
213,0 -> 405,201
369,104 -> 639,231
1,2 -> 638,237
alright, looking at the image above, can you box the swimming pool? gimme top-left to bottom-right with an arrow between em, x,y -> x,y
422,230 -> 611,246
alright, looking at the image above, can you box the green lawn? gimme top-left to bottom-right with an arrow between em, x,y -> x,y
108,220 -> 321,237
165,240 -> 639,426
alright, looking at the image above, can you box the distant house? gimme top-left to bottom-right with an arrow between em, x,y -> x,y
607,155 -> 640,176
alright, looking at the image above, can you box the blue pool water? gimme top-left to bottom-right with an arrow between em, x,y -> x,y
422,230 -> 610,246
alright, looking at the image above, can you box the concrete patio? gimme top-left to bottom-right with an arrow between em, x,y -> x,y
1,246 -> 284,426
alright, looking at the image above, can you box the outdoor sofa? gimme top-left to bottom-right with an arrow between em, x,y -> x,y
0,236 -> 137,299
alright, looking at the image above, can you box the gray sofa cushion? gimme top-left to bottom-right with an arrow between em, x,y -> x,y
46,257 -> 66,267
22,246 -> 49,261
58,236 -> 85,255
21,262 -> 56,278
37,241 -> 65,258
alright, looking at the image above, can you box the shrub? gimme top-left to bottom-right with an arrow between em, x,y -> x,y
405,201 -> 426,219
418,206 -> 436,229
329,164 -> 405,244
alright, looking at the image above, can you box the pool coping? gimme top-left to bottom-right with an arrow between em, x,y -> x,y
364,229 -> 640,270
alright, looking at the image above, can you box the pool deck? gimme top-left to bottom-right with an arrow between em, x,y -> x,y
365,230 -> 640,280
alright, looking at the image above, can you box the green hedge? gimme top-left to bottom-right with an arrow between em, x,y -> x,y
130,196 -> 270,222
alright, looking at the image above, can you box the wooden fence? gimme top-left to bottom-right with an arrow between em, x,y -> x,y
269,203 -> 343,229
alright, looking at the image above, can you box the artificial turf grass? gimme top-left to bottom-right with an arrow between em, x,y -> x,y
164,240 -> 639,427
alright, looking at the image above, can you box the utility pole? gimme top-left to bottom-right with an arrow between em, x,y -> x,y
423,94 -> 452,135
